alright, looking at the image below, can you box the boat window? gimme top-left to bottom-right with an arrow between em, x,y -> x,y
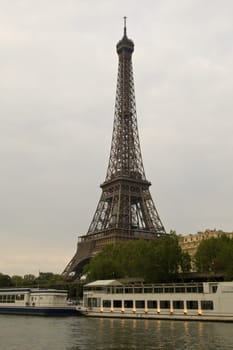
125,288 -> 133,294
186,287 -> 197,293
113,300 -> 122,308
160,300 -> 170,309
103,300 -> 111,308
154,288 -> 163,293
0,295 -> 16,303
211,285 -> 218,293
7,295 -> 16,303
134,288 -> 142,293
186,300 -> 198,310
124,300 -> 133,308
87,297 -> 100,308
135,300 -> 145,308
147,300 -> 157,309
16,294 -> 24,301
164,287 -> 174,293
173,300 -> 184,309
198,286 -> 204,293
175,287 -> 185,293
115,288 -> 123,294
201,300 -> 214,310
144,288 -> 153,293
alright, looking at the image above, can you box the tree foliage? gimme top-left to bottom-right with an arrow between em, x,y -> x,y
0,273 -> 13,287
84,234 -> 186,283
0,273 -> 65,288
194,236 -> 233,280
180,252 -> 192,273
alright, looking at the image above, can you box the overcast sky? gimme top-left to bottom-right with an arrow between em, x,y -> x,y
1,0 -> 232,276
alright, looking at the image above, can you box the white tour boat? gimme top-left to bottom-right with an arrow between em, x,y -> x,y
82,279 -> 233,321
0,288 -> 81,316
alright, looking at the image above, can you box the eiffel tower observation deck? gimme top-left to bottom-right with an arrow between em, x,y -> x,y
63,19 -> 166,279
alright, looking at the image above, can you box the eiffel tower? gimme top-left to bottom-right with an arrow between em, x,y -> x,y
63,19 -> 166,279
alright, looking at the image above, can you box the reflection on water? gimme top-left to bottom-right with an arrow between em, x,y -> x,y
0,315 -> 233,350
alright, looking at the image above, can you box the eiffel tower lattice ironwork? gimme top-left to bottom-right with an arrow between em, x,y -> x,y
63,20 -> 166,279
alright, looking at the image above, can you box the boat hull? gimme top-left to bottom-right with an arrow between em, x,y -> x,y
0,306 -> 81,316
82,309 -> 233,322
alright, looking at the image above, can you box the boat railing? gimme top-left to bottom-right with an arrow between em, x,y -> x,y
84,283 -> 204,294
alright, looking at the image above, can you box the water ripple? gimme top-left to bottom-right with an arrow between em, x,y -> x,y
0,315 -> 233,350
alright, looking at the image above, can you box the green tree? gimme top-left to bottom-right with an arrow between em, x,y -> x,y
0,273 -> 13,287
84,234 -> 183,283
11,275 -> 24,287
194,236 -> 233,279
84,244 -> 126,280
35,272 -> 66,288
146,234 -> 183,282
23,274 -> 36,285
180,252 -> 191,273
68,282 -> 84,300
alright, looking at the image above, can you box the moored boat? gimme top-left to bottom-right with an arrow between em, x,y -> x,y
0,288 -> 81,316
82,279 -> 233,321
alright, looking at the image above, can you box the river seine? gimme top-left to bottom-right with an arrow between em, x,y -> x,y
0,315 -> 233,349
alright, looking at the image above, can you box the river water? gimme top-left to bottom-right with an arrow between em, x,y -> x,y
0,315 -> 233,350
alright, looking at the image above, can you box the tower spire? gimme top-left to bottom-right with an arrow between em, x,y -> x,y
63,24 -> 166,280
123,16 -> 127,37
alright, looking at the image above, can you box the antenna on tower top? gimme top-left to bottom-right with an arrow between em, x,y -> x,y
123,16 -> 127,36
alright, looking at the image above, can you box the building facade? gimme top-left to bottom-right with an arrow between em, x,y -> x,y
178,229 -> 233,259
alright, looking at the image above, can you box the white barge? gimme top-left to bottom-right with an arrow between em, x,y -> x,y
82,279 -> 233,322
0,288 -> 81,316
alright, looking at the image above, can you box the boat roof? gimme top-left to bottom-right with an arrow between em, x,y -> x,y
0,288 -> 67,294
85,280 -> 123,287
